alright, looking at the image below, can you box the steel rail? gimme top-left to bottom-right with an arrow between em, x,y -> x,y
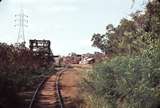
56,69 -> 66,108
28,66 -> 68,108
28,75 -> 50,108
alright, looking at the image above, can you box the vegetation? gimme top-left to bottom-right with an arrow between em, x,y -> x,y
0,43 -> 54,108
83,46 -> 160,108
91,0 -> 160,55
82,0 -> 160,108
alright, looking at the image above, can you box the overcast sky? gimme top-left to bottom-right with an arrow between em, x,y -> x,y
0,0 -> 147,55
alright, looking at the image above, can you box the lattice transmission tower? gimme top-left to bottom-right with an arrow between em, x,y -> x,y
15,8 -> 28,47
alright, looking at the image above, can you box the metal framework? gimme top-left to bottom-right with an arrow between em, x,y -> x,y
29,39 -> 53,57
29,39 -> 54,65
15,8 -> 28,47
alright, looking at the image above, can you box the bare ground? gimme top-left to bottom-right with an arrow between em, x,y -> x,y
61,64 -> 91,108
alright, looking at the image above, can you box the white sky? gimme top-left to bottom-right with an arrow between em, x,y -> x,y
0,0 -> 147,55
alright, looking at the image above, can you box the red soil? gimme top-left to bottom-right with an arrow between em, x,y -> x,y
61,64 -> 91,108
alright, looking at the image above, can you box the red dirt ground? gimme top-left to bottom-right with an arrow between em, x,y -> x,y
61,64 -> 91,108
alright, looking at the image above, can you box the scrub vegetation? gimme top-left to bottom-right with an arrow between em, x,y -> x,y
82,1 -> 160,108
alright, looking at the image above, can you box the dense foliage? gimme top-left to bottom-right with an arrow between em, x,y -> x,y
83,45 -> 160,108
91,0 -> 160,56
0,43 -> 53,108
83,0 -> 160,108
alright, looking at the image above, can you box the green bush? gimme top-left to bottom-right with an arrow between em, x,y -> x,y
83,47 -> 160,108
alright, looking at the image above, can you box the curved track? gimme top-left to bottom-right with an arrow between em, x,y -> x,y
28,67 -> 67,108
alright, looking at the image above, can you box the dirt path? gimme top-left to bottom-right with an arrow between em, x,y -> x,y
61,64 -> 91,108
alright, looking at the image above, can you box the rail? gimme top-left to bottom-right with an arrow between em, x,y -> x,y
28,66 -> 68,108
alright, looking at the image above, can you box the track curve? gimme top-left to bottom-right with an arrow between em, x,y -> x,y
28,67 -> 67,108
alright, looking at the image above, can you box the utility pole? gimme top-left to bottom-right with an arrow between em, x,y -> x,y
15,8 -> 28,47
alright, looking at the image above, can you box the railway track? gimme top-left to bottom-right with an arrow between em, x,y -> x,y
28,67 -> 68,108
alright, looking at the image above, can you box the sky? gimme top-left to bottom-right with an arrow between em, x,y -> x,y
0,0 -> 147,55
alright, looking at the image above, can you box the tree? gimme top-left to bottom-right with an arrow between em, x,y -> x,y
91,33 -> 108,53
91,0 -> 160,56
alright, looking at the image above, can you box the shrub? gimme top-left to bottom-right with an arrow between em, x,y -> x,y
83,46 -> 160,108
0,43 -> 53,108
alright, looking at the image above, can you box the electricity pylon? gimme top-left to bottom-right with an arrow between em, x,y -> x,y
15,8 -> 28,47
